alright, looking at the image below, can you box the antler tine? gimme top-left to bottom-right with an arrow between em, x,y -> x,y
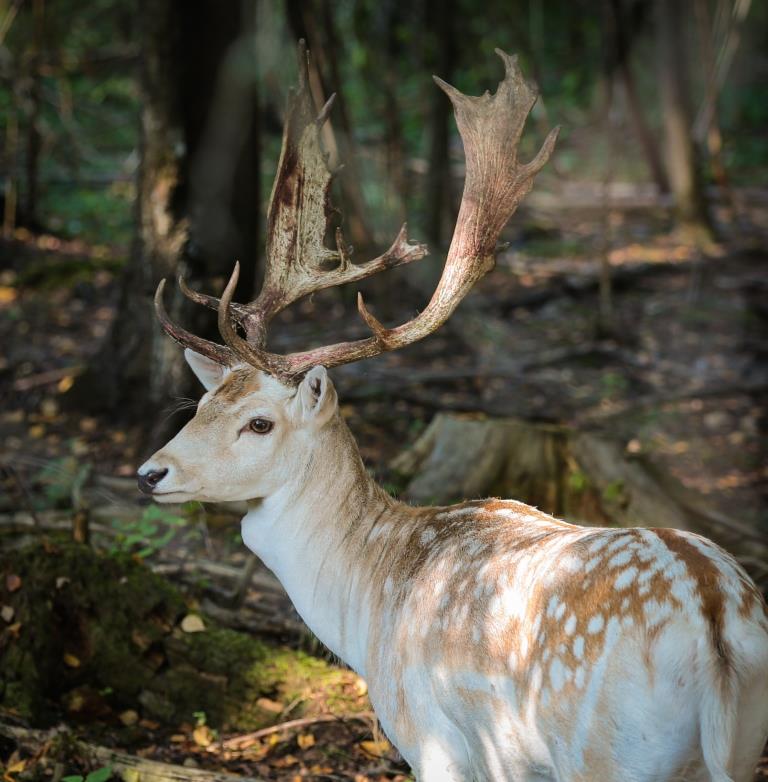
177,274 -> 252,325
272,48 -> 558,377
154,279 -> 236,366
215,263 -> 293,377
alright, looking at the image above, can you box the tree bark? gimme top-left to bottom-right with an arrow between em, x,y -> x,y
608,0 -> 669,194
66,0 -> 261,446
424,0 -> 456,249
654,0 -> 716,245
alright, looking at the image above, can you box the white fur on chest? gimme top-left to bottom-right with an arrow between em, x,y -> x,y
241,503 -> 371,675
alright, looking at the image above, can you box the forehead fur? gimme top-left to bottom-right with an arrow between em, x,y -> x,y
212,366 -> 294,404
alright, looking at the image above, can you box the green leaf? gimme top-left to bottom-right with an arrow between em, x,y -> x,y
85,766 -> 112,782
62,776 -> 84,782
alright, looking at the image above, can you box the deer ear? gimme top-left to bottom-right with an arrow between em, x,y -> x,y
298,366 -> 337,427
184,349 -> 227,391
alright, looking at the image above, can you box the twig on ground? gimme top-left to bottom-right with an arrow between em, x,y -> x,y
220,711 -> 376,750
12,365 -> 83,392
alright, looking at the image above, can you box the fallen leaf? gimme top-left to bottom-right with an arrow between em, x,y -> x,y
40,398 -> 59,418
256,697 -> 283,714
63,652 -> 81,668
71,439 -> 89,456
0,286 -> 17,304
80,417 -> 98,432
6,622 -> 22,638
28,424 -> 45,439
139,718 -> 160,730
119,709 -> 139,726
359,739 -> 392,759
271,754 -> 298,768
5,759 -> 26,775
57,375 -> 74,393
56,576 -> 70,589
192,725 -> 213,747
170,734 -> 186,743
180,614 -> 206,633
297,732 -> 315,749
5,574 -> 21,592
1,605 -> 14,623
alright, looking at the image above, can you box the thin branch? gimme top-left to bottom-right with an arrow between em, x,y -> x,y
220,711 -> 376,750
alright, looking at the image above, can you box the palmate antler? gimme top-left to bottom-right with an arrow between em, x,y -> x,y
155,44 -> 558,383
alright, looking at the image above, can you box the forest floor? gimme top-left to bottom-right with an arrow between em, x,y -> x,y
1,192 -> 767,780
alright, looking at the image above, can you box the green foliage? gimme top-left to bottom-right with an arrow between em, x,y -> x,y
567,470 -> 588,493
3,0 -> 138,248
602,479 -> 626,504
109,504 -> 191,559
63,766 -> 112,782
32,456 -> 91,509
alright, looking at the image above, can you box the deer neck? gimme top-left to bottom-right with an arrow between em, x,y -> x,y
240,415 -> 399,675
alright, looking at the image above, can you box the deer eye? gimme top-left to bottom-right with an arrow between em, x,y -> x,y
248,418 -> 273,435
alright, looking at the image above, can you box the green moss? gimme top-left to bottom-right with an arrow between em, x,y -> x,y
0,541 -> 358,731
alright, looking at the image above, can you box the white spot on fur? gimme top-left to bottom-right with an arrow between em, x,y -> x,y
587,614 -> 604,634
605,535 -> 633,555
614,566 -> 638,590
587,537 -> 609,555
547,596 -> 561,617
609,548 -> 633,568
420,527 -> 436,544
584,556 -> 600,574
573,635 -> 585,659
564,613 -> 577,635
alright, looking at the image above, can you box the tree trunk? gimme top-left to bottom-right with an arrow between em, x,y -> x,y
654,0 -> 716,246
424,0 -> 455,249
383,1 -> 408,227
66,0 -> 261,447
608,0 -> 669,194
23,0 -> 44,228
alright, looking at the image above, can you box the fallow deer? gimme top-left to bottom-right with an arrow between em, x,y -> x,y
138,44 -> 768,781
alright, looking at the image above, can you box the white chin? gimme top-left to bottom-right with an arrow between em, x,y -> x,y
153,490 -> 197,503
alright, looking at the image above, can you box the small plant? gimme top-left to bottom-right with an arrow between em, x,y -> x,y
109,504 -> 193,558
63,765 -> 112,782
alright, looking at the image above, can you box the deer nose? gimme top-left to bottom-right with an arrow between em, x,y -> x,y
137,467 -> 169,495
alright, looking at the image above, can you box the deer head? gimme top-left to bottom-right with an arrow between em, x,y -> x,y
138,43 -> 557,502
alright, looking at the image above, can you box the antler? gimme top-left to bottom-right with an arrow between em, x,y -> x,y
155,46 -> 557,382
